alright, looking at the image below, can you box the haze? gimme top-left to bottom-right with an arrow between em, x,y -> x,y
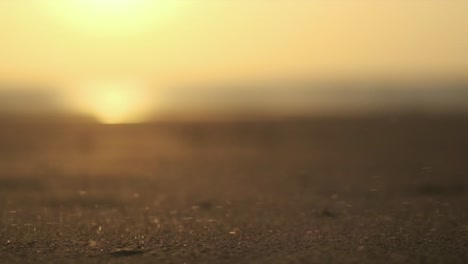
1,0 -> 467,122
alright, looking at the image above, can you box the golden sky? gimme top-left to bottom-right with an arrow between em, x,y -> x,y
0,0 -> 467,122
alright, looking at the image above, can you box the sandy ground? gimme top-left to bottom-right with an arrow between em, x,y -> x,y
1,116 -> 468,263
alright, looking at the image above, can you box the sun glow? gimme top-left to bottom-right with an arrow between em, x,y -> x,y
71,81 -> 153,124
41,0 -> 180,36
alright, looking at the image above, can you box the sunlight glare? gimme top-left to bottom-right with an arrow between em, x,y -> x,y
41,0 -> 180,35
72,81 -> 153,124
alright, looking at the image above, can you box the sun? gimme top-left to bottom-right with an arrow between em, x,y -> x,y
93,89 -> 138,124
71,81 -> 153,124
40,0 -> 181,36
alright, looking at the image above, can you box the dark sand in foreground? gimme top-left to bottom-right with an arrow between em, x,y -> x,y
1,116 -> 468,263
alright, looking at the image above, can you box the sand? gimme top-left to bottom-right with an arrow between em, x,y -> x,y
1,116 -> 467,263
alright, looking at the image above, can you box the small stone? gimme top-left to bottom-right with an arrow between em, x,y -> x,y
88,240 -> 97,247
110,248 -> 144,257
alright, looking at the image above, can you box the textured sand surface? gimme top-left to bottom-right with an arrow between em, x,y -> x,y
1,116 -> 468,263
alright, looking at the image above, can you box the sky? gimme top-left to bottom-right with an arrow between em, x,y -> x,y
0,0 -> 467,122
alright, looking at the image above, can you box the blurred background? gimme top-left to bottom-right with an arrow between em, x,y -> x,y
2,2 -> 468,261
1,0 -> 467,123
